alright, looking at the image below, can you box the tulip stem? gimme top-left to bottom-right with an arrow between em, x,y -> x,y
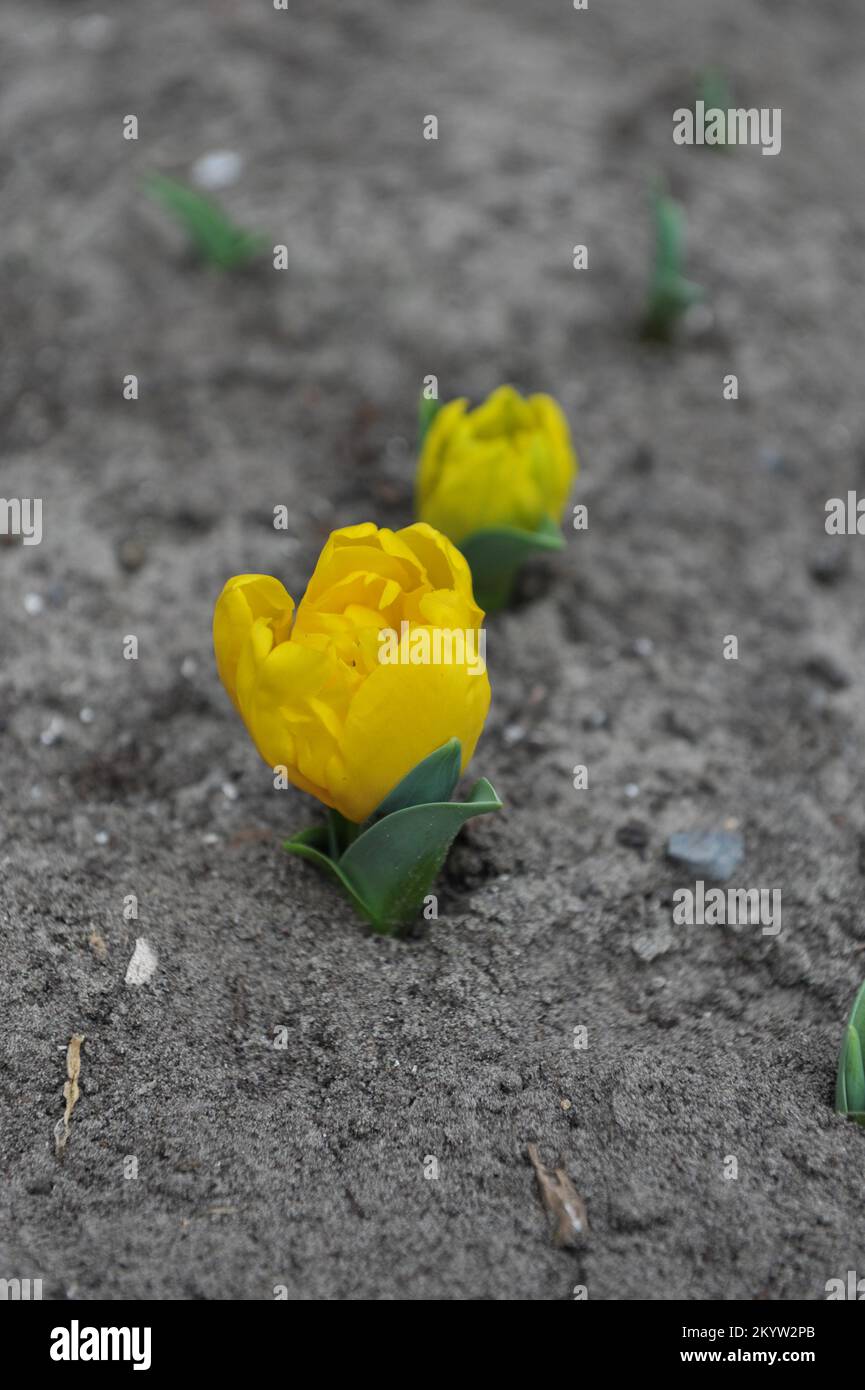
326,809 -> 362,859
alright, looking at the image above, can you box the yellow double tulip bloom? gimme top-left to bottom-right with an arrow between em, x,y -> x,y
213,522 -> 491,824
416,384 -> 577,544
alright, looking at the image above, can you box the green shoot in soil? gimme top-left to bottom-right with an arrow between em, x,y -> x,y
145,174 -> 267,270
641,185 -> 703,342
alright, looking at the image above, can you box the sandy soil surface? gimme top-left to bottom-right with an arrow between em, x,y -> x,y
3,0 -> 865,1300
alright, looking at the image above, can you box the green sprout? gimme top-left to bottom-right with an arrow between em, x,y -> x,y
641,185 -> 703,342
697,68 -> 732,150
836,979 -> 865,1126
145,174 -> 267,270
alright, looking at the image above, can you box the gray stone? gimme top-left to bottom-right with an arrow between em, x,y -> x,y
666,830 -> 745,882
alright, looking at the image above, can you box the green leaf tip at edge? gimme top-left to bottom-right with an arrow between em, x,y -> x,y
460,516 -> 565,613
144,173 -> 267,270
282,743 -> 502,936
836,979 -> 865,1122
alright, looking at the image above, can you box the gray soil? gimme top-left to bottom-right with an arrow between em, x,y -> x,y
3,0 -> 865,1301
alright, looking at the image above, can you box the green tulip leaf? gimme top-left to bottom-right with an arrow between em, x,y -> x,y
283,827 -> 374,922
848,976 -> 865,1038
642,186 -> 704,341
654,188 -> 686,282
460,516 -> 564,612
843,1026 -> 865,1115
697,69 -> 732,151
373,738 -> 462,819
837,979 -> 865,1119
146,174 -> 267,270
337,777 -> 501,935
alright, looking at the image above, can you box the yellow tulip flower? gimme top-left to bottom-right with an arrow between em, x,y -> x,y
416,385 -> 577,544
213,522 -> 491,825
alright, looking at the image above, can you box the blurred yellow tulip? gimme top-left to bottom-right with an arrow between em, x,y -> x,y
416,385 -> 577,544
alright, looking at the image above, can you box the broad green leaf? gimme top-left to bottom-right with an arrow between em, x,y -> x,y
460,516 -> 564,613
338,778 -> 502,934
837,979 -> 865,1117
848,976 -> 865,1039
842,1025 -> 865,1115
373,738 -> 462,819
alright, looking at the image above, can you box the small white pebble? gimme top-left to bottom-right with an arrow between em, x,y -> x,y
24,592 -> 44,616
503,723 -> 525,745
191,150 -> 243,190
202,832 -> 219,845
221,782 -> 238,801
624,783 -> 640,799
79,707 -> 95,724
180,656 -> 198,679
94,830 -> 109,846
40,716 -> 65,747
125,937 -> 158,986
633,637 -> 654,658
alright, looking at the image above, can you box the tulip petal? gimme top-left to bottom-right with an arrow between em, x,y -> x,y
415,398 -> 469,511
213,574 -> 294,710
397,522 -> 480,610
333,655 -> 490,823
240,638 -> 353,808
